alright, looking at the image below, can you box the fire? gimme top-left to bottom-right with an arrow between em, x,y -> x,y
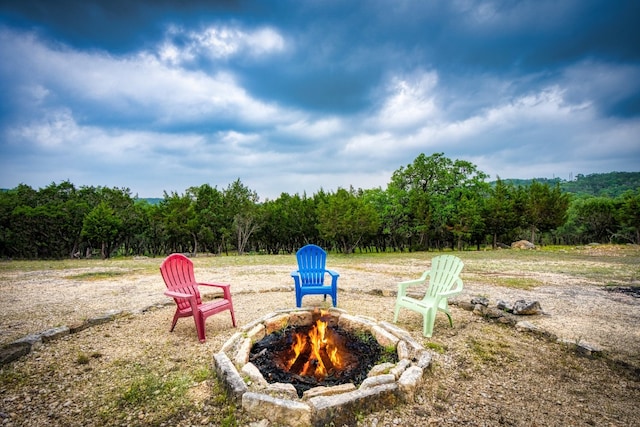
283,310 -> 348,380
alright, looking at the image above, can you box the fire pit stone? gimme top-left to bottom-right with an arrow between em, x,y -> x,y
213,307 -> 431,427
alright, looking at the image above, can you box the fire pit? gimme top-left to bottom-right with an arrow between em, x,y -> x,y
250,309 -> 393,397
213,308 -> 433,426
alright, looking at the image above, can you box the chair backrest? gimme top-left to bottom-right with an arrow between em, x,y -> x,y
426,255 -> 464,297
296,244 -> 327,285
160,254 -> 202,310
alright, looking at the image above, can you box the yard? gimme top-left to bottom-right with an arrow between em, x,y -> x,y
1,245 -> 639,426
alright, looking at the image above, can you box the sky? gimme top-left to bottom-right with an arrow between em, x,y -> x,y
1,0 -> 639,201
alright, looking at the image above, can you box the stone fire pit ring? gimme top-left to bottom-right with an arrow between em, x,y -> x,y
213,307 -> 433,427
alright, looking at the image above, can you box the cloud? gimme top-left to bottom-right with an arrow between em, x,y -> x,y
1,1 -> 638,201
374,71 -> 440,130
158,24 -> 286,65
0,27 -> 295,131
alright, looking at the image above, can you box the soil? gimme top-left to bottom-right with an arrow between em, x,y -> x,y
1,246 -> 639,426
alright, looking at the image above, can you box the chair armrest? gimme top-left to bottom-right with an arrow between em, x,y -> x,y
164,290 -> 194,299
326,269 -> 339,286
291,270 -> 300,277
198,282 -> 232,299
397,270 -> 430,295
164,290 -> 199,312
198,282 -> 230,290
438,278 -> 464,297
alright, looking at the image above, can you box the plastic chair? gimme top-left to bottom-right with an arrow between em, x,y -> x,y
290,244 -> 339,307
160,253 -> 236,342
393,255 -> 464,337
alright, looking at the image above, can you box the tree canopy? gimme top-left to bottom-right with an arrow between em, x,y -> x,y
0,156 -> 637,259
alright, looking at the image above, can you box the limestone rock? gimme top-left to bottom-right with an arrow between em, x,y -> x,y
511,240 -> 536,249
512,300 -> 542,315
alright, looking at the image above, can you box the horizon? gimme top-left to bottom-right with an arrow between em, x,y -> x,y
3,170 -> 637,201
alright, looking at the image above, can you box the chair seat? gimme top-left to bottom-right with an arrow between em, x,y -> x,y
397,295 -> 448,310
176,298 -> 231,316
199,299 -> 233,315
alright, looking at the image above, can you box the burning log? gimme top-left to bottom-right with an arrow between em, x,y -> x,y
250,310 -> 394,397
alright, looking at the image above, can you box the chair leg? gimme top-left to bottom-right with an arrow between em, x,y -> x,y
393,304 -> 400,323
170,311 -> 180,332
444,310 -> 453,327
229,308 -> 237,328
194,312 -> 206,343
423,308 -> 436,338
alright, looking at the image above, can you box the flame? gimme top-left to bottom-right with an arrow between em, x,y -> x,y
287,333 -> 307,369
285,310 -> 346,379
307,320 -> 327,377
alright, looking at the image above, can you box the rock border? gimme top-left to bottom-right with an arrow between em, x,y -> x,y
212,307 -> 432,427
0,302 -> 172,366
453,298 -> 603,357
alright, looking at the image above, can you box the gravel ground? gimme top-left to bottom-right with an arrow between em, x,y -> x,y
1,247 -> 639,426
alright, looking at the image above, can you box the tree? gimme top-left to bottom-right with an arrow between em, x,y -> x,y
97,187 -> 137,256
161,191 -> 196,254
360,187 -> 396,252
571,197 -> 618,243
388,153 -> 488,250
484,178 -> 519,248
189,184 -> 226,254
223,179 -> 259,255
617,190 -> 640,244
316,187 -> 380,254
0,184 -> 38,258
81,202 -> 122,258
522,181 -> 569,245
256,192 -> 314,254
448,188 -> 485,251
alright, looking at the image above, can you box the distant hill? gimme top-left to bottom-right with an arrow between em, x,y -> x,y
498,172 -> 640,197
3,172 -> 639,201
135,197 -> 163,205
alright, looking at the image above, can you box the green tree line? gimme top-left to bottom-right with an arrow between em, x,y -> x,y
1,153 -> 638,259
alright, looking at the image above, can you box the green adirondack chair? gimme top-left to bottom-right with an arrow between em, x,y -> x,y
393,255 -> 464,337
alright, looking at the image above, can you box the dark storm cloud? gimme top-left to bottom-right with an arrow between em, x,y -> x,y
0,0 -> 638,199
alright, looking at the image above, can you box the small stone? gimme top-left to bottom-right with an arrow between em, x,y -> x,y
368,362 -> 395,377
496,300 -> 513,313
470,297 -> 489,306
512,300 -> 542,315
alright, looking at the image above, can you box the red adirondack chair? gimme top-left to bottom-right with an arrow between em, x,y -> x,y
160,253 -> 236,342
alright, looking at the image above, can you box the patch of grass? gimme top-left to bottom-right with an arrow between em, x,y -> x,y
211,377 -> 231,406
94,361 -> 204,425
425,341 -> 446,354
378,345 -> 399,364
493,276 -> 542,290
0,367 -> 29,387
76,352 -> 90,365
192,366 -> 211,383
118,371 -> 190,406
466,336 -> 515,365
65,271 -> 125,280
468,272 -> 543,289
220,406 -> 238,427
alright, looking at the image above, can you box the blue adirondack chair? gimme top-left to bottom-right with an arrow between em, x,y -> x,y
290,244 -> 339,307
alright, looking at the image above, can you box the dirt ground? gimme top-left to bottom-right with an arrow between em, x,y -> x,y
1,246 -> 639,426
